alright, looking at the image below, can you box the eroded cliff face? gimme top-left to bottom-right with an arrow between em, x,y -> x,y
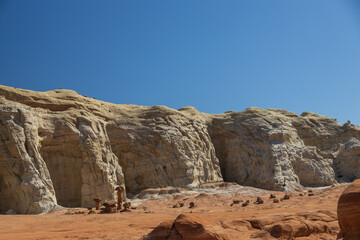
0,87 -> 125,213
106,106 -> 222,194
208,109 -> 347,191
0,85 -> 359,214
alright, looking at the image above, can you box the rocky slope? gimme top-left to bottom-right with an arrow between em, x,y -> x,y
0,85 -> 359,214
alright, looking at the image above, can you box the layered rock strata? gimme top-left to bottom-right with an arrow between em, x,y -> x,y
0,85 -> 359,214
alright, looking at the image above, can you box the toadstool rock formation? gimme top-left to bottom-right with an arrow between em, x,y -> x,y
1,84 -> 360,214
103,200 -> 117,214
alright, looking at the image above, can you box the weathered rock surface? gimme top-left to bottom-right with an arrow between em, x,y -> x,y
337,179 -> 360,239
107,106 -> 222,195
208,109 -> 355,191
142,211 -> 338,240
0,85 -> 359,213
0,86 -> 222,213
142,213 -> 229,240
262,211 -> 338,239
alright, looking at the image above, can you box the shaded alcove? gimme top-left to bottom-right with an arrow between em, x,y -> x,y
208,122 -> 231,182
39,127 -> 84,207
0,162 -> 23,213
0,120 -> 25,213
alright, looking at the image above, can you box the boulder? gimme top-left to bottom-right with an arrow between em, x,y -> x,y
142,214 -> 229,240
337,179 -> 360,239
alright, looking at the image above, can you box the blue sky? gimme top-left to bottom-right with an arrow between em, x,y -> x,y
1,0 -> 360,124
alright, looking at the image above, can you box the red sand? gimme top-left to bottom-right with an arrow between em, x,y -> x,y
0,184 -> 346,240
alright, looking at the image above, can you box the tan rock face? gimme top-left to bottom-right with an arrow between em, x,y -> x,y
0,86 -> 125,213
337,179 -> 360,239
209,108 -> 357,191
107,106 -> 223,195
0,106 -> 57,214
0,85 -> 359,214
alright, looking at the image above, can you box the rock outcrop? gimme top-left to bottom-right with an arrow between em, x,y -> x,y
106,106 -> 222,194
209,109 -> 352,191
337,179 -> 360,239
263,211 -> 338,239
143,211 -> 338,240
0,85 -> 359,214
142,214 -> 229,240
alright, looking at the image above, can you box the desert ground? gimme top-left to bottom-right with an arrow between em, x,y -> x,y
0,182 -> 346,240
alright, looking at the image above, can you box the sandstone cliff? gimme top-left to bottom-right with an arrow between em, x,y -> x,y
0,85 -> 359,214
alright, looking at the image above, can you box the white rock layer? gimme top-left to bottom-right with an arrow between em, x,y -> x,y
0,85 -> 359,213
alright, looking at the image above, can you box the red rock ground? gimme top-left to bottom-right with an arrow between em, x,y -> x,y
0,183 -> 347,240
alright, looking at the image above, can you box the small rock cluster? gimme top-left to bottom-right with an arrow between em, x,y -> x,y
171,196 -> 196,209
228,193 -> 301,207
85,186 -> 130,214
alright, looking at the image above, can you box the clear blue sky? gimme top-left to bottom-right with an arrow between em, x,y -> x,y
1,1 -> 360,124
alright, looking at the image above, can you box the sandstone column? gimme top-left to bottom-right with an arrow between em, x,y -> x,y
93,198 -> 101,210
115,186 -> 124,210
